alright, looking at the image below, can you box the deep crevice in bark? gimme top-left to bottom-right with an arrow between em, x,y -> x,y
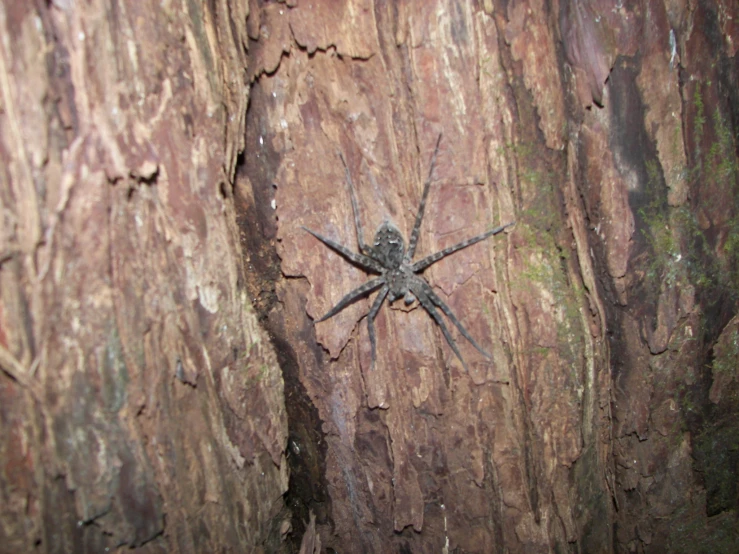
236,77 -> 332,552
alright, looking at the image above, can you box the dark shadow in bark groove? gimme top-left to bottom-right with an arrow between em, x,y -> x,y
271,331 -> 333,547
235,79 -> 333,552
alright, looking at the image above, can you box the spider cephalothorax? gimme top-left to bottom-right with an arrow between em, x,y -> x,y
304,135 -> 514,371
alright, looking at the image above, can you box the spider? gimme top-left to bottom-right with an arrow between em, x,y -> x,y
303,135 -> 514,371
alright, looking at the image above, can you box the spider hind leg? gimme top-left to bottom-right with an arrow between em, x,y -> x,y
317,277 -> 385,322
366,285 -> 389,370
422,281 -> 492,359
410,280 -> 471,372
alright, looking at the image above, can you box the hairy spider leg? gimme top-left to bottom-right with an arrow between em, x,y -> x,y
405,133 -> 443,263
412,221 -> 515,272
338,151 -> 372,256
419,278 -> 492,359
409,279 -> 470,372
366,285 -> 389,370
302,226 -> 383,273
316,277 -> 386,322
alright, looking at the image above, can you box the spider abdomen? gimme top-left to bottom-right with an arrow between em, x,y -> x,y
386,266 -> 414,303
373,222 -> 406,269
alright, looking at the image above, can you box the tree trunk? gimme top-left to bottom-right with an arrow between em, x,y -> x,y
2,1 -> 738,553
0,1 -> 288,552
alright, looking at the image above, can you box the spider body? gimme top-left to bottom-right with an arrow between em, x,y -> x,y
304,135 -> 513,371
369,222 -> 417,304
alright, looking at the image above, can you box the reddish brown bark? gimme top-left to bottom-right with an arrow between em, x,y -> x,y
1,1 -> 287,552
243,0 -> 739,552
1,0 -> 738,553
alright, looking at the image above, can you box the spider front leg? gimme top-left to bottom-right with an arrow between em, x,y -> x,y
412,221 -> 515,272
405,134 -> 443,263
339,152 -> 373,257
303,226 -> 384,274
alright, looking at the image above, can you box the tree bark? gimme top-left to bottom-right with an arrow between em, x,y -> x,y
1,1 -> 288,552
243,0 -> 739,552
1,1 -> 738,553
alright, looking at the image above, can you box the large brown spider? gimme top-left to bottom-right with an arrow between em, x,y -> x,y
304,135 -> 513,371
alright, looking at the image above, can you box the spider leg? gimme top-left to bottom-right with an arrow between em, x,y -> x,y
411,221 -> 514,272
405,134 -> 443,263
409,279 -> 470,372
366,284 -> 389,370
416,278 -> 492,359
303,226 -> 383,273
339,152 -> 372,256
317,277 -> 386,322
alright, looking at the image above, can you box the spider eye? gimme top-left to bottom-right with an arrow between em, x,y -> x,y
404,292 -> 416,305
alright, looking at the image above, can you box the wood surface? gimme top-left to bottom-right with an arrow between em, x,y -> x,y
1,0 -> 738,552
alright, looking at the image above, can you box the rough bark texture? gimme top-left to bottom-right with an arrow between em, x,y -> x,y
0,1 -> 288,553
242,0 -> 738,552
1,0 -> 738,553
